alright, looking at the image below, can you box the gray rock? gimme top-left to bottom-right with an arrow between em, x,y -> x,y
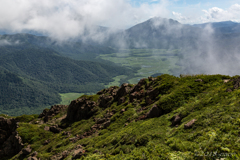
184,119 -> 197,129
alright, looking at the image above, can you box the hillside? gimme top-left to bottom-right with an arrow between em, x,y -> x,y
0,70 -> 61,116
0,34 -> 115,61
0,43 -> 135,116
1,74 -> 240,159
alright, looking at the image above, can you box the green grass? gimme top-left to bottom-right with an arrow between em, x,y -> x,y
97,49 -> 182,84
7,74 -> 240,160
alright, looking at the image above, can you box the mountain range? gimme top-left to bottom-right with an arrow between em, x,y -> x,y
1,17 -> 240,116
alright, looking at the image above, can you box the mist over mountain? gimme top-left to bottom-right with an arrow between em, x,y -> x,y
193,21 -> 240,34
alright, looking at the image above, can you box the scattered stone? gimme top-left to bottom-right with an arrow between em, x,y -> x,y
49,125 -> 62,133
31,151 -> 38,157
146,105 -> 163,118
44,126 -> 50,131
223,79 -> 230,83
226,88 -> 232,92
69,137 -> 78,143
72,148 -> 86,159
43,139 -> 50,145
136,115 -> 147,121
184,119 -> 197,129
34,121 -> 39,124
96,118 -> 106,124
171,114 -> 182,126
61,150 -> 69,159
22,145 -> 32,155
120,109 -> 126,113
75,145 -> 83,149
27,157 -> 38,160
195,79 -> 203,82
103,121 -> 111,129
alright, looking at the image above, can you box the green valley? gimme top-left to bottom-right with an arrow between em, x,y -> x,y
98,49 -> 182,84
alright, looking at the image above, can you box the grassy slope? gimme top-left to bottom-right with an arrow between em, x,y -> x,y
8,74 -> 240,160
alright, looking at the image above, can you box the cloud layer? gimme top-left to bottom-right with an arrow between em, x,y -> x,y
0,0 -> 169,40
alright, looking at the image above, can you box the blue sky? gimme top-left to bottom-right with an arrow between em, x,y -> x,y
129,0 -> 240,24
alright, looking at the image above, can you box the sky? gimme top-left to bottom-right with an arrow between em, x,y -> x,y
1,0 -> 240,39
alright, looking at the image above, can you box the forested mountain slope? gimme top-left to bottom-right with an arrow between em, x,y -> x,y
0,43 -> 135,116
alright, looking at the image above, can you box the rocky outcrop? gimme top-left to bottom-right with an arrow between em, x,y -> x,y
39,105 -> 68,122
22,145 -> 32,155
114,83 -> 131,101
66,97 -> 98,122
0,117 -> 23,157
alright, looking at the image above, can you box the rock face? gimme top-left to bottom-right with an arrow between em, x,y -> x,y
39,105 -> 68,122
66,97 -> 97,122
0,117 -> 23,157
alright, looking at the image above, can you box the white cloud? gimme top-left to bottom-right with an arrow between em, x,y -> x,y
171,3 -> 240,24
0,39 -> 19,46
0,0 -> 169,40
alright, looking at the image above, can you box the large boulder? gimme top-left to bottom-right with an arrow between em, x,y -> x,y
0,117 -> 23,157
171,114 -> 182,126
66,97 -> 97,122
146,105 -> 163,118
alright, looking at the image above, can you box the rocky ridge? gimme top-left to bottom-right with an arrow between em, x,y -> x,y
2,74 -> 240,159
